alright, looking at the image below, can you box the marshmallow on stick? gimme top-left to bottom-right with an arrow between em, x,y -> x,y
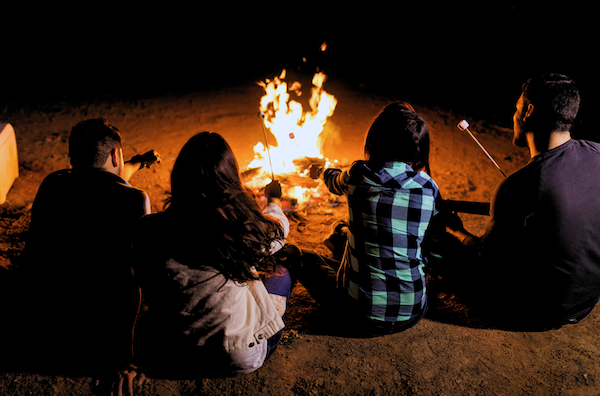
457,120 -> 506,177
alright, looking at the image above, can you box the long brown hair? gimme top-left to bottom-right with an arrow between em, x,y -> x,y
165,132 -> 283,282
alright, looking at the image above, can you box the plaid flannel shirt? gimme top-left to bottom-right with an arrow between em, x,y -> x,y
324,161 -> 439,322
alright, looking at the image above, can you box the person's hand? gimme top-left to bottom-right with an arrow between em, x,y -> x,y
442,211 -> 464,232
309,164 -> 323,179
441,212 -> 475,243
265,180 -> 282,201
131,150 -> 163,169
111,365 -> 146,396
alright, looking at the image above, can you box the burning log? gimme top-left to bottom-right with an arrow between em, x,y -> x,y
275,173 -> 320,190
245,70 -> 342,214
247,70 -> 337,187
292,157 -> 326,173
241,167 -> 263,183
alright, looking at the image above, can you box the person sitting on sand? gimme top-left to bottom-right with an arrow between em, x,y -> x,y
444,74 -> 600,330
294,102 -> 439,336
11,118 -> 161,374
114,132 -> 292,389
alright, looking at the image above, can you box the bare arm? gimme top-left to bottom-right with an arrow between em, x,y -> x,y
122,150 -> 163,182
263,180 -> 289,238
142,192 -> 151,215
443,211 -> 482,251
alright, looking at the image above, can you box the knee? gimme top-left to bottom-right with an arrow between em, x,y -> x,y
274,243 -> 303,270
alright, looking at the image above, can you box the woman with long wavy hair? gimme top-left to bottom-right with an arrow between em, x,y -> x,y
121,132 -> 292,382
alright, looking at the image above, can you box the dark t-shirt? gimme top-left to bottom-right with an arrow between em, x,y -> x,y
27,168 -> 147,286
18,168 -> 148,371
482,139 -> 600,323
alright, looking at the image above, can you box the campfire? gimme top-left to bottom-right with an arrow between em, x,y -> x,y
244,70 -> 342,211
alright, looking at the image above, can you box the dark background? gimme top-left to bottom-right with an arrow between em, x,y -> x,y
2,4 -> 597,133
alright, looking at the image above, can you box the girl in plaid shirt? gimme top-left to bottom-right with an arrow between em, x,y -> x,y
295,102 -> 439,336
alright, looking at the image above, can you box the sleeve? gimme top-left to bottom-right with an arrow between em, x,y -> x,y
262,202 -> 289,254
323,168 -> 351,195
262,202 -> 289,239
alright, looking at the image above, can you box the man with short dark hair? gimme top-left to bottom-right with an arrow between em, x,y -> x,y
21,118 -> 161,373
447,74 -> 600,329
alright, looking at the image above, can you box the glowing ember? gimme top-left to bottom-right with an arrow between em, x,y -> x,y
246,70 -> 338,204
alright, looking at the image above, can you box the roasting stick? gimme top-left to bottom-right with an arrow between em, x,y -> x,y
288,132 -> 309,158
457,120 -> 506,178
258,112 -> 276,181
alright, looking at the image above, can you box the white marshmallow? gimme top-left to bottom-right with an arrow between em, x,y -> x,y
457,119 -> 470,131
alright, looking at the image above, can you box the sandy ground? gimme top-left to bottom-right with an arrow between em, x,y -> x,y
1,73 -> 599,395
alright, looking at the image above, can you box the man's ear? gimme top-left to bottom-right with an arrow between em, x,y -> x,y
523,103 -> 535,122
111,148 -> 122,167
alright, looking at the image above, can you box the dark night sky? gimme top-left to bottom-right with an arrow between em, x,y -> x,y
3,3 -> 597,126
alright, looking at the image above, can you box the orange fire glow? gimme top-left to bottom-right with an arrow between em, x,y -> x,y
246,70 -> 338,204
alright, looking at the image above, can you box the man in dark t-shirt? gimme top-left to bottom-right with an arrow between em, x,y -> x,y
16,118 -> 162,373
446,74 -> 600,329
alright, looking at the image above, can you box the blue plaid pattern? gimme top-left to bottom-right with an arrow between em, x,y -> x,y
324,161 -> 438,322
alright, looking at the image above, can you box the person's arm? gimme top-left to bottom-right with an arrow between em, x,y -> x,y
444,178 -> 508,252
122,150 -> 163,182
112,292 -> 145,396
110,272 -> 145,395
309,163 -> 351,195
445,215 -> 481,249
111,232 -> 149,396
263,181 -> 289,253
263,182 -> 288,233
142,192 -> 151,215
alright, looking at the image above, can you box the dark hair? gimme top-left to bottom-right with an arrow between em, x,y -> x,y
364,102 -> 430,171
521,73 -> 580,132
69,118 -> 122,168
165,132 -> 283,282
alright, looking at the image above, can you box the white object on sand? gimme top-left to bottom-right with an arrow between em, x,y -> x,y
0,123 -> 19,204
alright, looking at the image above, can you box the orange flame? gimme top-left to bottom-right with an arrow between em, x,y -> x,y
247,70 -> 338,203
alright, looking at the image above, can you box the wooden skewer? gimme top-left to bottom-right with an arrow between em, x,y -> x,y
457,119 -> 506,178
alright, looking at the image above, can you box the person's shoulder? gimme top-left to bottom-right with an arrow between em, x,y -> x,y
349,160 -> 367,170
103,172 -> 148,198
46,168 -> 73,177
35,169 -> 75,196
86,171 -> 150,215
31,170 -> 74,216
116,181 -> 147,197
40,168 -> 73,184
574,139 -> 600,154
419,171 -> 439,192
346,160 -> 368,176
494,158 -> 540,200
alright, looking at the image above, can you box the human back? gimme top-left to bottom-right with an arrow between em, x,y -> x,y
130,132 -> 288,377
342,103 -> 437,323
343,159 -> 438,322
299,102 -> 439,335
486,138 -> 600,322
445,74 -> 600,329
8,118 -> 157,374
